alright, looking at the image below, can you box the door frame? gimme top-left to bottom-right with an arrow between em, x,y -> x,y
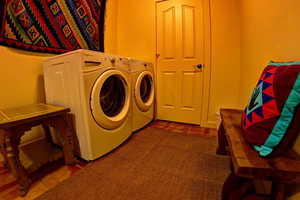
154,0 -> 213,127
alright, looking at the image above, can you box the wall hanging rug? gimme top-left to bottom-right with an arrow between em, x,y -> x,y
0,0 -> 106,53
242,61 -> 300,157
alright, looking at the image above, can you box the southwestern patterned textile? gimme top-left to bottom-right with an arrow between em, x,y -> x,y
242,61 -> 300,157
0,0 -> 106,53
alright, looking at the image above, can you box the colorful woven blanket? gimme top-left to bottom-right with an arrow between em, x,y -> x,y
0,0 -> 106,53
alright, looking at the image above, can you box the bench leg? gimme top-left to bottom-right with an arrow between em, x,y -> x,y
217,123 -> 228,155
222,172 -> 253,200
271,182 -> 285,200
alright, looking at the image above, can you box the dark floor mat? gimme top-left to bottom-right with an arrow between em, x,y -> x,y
36,127 -> 229,200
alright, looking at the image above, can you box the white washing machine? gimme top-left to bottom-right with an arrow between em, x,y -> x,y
129,59 -> 155,132
43,49 -> 132,161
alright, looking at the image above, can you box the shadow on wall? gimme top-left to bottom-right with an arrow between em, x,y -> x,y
37,75 -> 46,104
0,46 -> 53,107
8,47 -> 54,57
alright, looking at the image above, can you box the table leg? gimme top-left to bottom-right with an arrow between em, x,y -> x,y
42,123 -> 54,145
0,130 -> 9,169
5,131 -> 31,196
53,115 -> 78,165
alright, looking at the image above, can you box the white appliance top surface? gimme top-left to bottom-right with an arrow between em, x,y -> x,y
129,59 -> 153,72
45,49 -> 130,63
44,49 -> 99,61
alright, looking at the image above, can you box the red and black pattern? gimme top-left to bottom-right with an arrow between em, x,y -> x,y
0,0 -> 106,53
242,65 -> 280,129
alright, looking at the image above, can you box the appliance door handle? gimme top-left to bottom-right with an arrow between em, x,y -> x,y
84,61 -> 102,66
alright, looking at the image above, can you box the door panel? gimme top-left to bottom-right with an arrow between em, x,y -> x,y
182,5 -> 196,59
163,7 -> 176,59
162,71 -> 176,107
181,71 -> 196,108
156,0 -> 204,124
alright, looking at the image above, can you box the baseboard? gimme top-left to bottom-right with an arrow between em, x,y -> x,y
154,116 -> 217,129
201,120 -> 217,129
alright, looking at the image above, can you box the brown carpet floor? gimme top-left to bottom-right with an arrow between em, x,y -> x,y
36,127 -> 230,200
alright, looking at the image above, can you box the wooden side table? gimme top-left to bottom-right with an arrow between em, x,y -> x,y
0,104 -> 78,196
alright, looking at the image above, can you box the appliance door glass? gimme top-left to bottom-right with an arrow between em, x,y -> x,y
135,71 -> 154,112
100,75 -> 125,117
91,70 -> 130,130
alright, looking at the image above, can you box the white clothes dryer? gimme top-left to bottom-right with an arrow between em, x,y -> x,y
43,49 -> 132,161
129,59 -> 155,132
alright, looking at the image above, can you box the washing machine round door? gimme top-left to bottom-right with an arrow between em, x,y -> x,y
90,70 -> 130,130
135,71 -> 154,112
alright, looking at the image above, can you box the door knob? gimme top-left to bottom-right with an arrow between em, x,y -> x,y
194,64 -> 204,72
196,64 -> 203,69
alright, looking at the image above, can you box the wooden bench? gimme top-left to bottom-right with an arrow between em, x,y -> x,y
217,109 -> 300,200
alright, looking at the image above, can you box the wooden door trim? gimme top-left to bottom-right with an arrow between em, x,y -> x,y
201,0 -> 213,128
154,0 -> 213,127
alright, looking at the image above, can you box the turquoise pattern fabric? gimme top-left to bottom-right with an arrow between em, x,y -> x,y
254,62 -> 300,156
269,61 -> 300,66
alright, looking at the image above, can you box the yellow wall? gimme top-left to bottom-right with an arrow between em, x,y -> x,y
104,0 -> 118,54
0,49 -> 51,108
208,0 -> 241,123
116,0 -> 241,126
239,1 -> 300,198
116,0 -> 156,63
239,0 -> 300,105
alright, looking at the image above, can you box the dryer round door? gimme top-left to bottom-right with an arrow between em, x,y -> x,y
90,70 -> 130,130
135,71 -> 154,112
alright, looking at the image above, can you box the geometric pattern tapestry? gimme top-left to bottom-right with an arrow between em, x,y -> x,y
0,0 -> 106,53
